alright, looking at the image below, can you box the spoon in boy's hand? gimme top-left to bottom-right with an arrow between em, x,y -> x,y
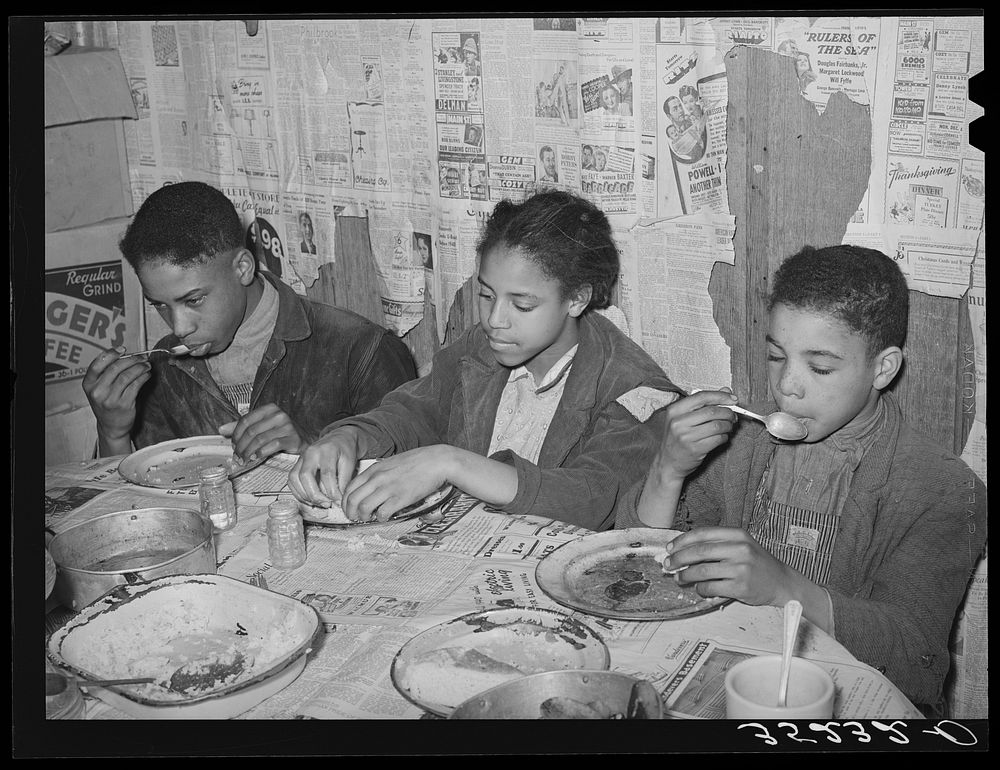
722,404 -> 808,441
119,344 -> 193,359
689,388 -> 808,442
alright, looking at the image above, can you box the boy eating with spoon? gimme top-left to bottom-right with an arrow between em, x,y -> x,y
82,181 -> 416,461
617,244 -> 987,712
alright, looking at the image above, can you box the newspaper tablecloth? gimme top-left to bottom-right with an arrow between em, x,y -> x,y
44,454 -> 921,720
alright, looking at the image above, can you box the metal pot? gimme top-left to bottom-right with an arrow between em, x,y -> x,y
48,508 -> 216,611
449,669 -> 664,719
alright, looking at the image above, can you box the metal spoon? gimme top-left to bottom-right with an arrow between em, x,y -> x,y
777,599 -> 803,707
688,389 -> 808,441
47,672 -> 154,692
77,676 -> 157,688
722,404 -> 808,441
119,344 -> 193,359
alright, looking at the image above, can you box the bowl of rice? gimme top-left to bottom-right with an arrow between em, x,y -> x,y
46,574 -> 320,719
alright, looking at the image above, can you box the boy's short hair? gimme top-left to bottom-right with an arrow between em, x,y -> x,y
119,181 -> 244,269
476,190 -> 619,310
768,244 -> 909,354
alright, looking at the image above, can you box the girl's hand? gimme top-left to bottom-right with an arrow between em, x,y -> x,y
341,445 -> 454,523
288,428 -> 362,507
661,527 -> 797,607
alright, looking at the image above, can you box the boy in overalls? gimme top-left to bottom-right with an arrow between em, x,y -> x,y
617,244 -> 987,713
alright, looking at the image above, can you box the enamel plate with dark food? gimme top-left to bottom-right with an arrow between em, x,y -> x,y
535,528 -> 731,621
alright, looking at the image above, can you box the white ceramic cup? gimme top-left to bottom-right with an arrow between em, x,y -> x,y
724,654 -> 835,719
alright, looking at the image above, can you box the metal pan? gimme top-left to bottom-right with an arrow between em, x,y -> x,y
48,507 -> 216,611
450,669 -> 664,719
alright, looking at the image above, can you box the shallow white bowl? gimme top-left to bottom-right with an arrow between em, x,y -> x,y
46,574 -> 320,719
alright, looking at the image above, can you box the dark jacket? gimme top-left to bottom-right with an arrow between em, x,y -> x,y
134,273 -> 416,447
615,393 -> 988,707
324,312 -> 682,530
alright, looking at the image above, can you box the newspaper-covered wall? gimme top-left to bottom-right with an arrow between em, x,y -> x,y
49,15 -> 986,717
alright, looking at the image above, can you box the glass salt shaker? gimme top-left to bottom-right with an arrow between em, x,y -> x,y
267,499 -> 307,569
198,465 -> 238,532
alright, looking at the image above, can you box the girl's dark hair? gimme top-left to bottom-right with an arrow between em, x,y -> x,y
119,181 -> 244,269
476,190 -> 619,310
768,244 -> 909,354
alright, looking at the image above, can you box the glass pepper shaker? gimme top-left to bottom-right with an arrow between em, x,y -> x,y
198,465 -> 238,532
267,499 -> 307,569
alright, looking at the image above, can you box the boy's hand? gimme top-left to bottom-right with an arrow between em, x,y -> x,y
661,527 -> 796,607
219,403 -> 306,464
82,347 -> 152,449
652,389 -> 739,482
287,428 -> 363,508
339,446 -> 452,523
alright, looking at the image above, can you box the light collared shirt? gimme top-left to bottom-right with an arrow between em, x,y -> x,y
487,344 -> 578,464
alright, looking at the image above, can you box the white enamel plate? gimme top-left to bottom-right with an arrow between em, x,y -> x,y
535,528 -> 731,621
118,435 -> 266,489
390,607 -> 609,717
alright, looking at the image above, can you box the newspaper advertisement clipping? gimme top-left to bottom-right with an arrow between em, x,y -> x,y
655,44 -> 729,219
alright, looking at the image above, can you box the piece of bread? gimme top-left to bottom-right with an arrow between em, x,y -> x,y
400,646 -> 525,708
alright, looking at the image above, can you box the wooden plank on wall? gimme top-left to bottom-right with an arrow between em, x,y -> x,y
305,214 -> 443,375
895,290 -> 973,454
718,44 -> 975,451
720,45 -> 872,404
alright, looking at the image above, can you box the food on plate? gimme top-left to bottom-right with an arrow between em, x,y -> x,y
397,624 -> 585,710
652,548 -> 686,576
400,646 -> 524,708
579,552 -> 704,612
539,696 -> 623,719
299,459 -> 453,525
65,598 -> 304,701
299,499 -> 351,524
139,448 -> 245,487
159,649 -> 251,694
536,529 -> 730,621
423,647 -> 525,677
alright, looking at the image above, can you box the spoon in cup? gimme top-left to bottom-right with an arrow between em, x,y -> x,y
777,599 -> 803,707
